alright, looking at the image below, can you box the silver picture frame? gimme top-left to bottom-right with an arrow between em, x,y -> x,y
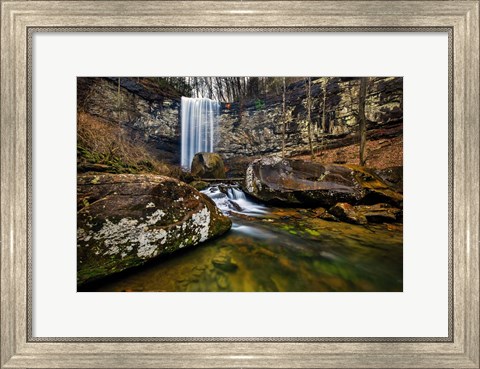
1,1 -> 478,368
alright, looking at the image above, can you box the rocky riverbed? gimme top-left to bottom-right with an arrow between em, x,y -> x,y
84,188 -> 402,292
77,156 -> 403,291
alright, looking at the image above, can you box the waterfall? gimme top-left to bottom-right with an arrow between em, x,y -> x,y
181,97 -> 221,170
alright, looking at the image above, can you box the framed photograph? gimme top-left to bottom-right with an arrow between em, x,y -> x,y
1,1 -> 478,368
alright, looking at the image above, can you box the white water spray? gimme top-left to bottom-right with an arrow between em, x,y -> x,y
181,97 -> 221,170
201,185 -> 267,216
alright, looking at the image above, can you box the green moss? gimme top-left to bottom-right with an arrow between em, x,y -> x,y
137,160 -> 154,171
77,144 -> 145,175
190,181 -> 209,191
77,253 -> 143,286
305,228 -> 320,237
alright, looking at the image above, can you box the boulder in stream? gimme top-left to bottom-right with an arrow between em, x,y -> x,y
191,152 -> 226,179
190,180 -> 209,191
245,156 -> 402,207
77,173 -> 231,286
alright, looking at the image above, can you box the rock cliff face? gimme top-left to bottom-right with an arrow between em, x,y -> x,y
216,77 -> 403,159
77,77 -> 181,163
78,77 -> 402,168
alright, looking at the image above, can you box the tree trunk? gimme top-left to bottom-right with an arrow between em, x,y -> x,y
358,77 -> 368,166
225,79 -> 231,102
307,77 -> 314,160
117,77 -> 121,123
282,77 -> 286,158
322,78 -> 327,132
317,77 -> 328,157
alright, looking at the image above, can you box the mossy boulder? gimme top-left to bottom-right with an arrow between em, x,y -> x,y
245,157 -> 402,207
190,180 -> 209,191
191,152 -> 226,179
77,173 -> 231,286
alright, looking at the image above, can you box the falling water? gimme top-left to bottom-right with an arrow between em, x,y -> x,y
181,97 -> 221,170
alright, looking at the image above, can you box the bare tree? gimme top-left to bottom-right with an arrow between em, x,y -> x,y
306,77 -> 314,160
215,77 -> 226,102
321,77 -> 328,132
117,77 -> 121,124
237,78 -> 244,124
263,77 -> 268,101
315,77 -> 329,157
282,77 -> 286,158
205,77 -> 213,99
358,77 -> 368,166
225,78 -> 232,101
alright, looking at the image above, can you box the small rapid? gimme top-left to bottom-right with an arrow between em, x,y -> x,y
201,185 -> 267,217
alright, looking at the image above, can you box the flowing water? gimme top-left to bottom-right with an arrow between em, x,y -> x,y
180,97 -> 221,170
90,185 -> 403,292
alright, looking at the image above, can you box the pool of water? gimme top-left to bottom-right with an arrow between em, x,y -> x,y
89,185 -> 403,292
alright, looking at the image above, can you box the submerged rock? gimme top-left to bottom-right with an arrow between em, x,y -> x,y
311,207 -> 339,222
329,203 -> 368,225
190,180 -> 209,191
212,255 -> 238,272
77,174 -> 231,286
356,203 -> 402,223
244,157 -> 402,207
191,152 -> 226,179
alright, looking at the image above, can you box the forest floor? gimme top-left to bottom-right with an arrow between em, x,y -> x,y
294,136 -> 403,169
224,135 -> 403,177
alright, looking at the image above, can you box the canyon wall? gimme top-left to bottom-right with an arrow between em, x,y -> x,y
216,77 -> 403,159
78,77 -> 402,168
77,77 -> 181,163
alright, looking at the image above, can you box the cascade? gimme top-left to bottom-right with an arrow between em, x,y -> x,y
227,188 -> 246,201
201,185 -> 267,216
180,97 -> 221,170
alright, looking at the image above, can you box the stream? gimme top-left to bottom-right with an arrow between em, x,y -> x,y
89,184 -> 403,292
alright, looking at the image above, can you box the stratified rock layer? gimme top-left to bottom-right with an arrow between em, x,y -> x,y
245,157 -> 402,208
217,77 -> 403,160
77,174 -> 231,286
78,77 -> 402,165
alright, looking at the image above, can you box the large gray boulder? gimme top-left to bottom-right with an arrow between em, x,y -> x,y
244,156 -> 402,207
77,173 -> 231,286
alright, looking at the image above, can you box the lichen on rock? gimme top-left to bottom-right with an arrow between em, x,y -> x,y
77,173 -> 231,286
